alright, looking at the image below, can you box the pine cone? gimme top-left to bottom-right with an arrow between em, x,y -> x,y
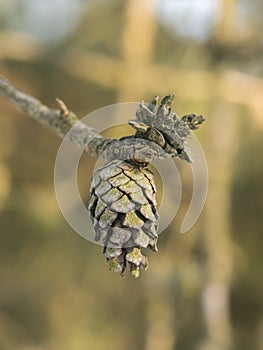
88,94 -> 205,278
88,159 -> 159,277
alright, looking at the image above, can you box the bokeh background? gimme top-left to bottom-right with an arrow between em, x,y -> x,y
1,0 -> 263,349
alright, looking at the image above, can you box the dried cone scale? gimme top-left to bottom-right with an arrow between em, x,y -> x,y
88,94 -> 205,278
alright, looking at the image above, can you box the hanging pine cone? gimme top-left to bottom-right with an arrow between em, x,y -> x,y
88,159 -> 159,278
88,94 -> 205,278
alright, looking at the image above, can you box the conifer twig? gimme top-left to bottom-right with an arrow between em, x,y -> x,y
0,75 -> 167,160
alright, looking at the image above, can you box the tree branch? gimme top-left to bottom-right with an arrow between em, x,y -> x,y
0,75 -> 112,156
0,75 -> 167,161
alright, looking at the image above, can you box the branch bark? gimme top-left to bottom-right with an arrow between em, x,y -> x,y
0,75 -> 112,156
0,75 -> 167,161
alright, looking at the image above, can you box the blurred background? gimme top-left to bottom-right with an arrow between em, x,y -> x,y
1,0 -> 263,349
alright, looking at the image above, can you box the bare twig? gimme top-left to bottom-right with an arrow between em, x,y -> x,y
0,75 -> 110,156
0,75 -> 167,161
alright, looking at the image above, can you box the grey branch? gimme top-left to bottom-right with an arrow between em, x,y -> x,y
0,75 -> 166,161
0,75 -> 111,157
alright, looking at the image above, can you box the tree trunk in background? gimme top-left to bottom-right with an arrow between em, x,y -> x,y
214,0 -> 239,43
118,0 -> 158,101
198,102 -> 238,350
120,1 -> 176,349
